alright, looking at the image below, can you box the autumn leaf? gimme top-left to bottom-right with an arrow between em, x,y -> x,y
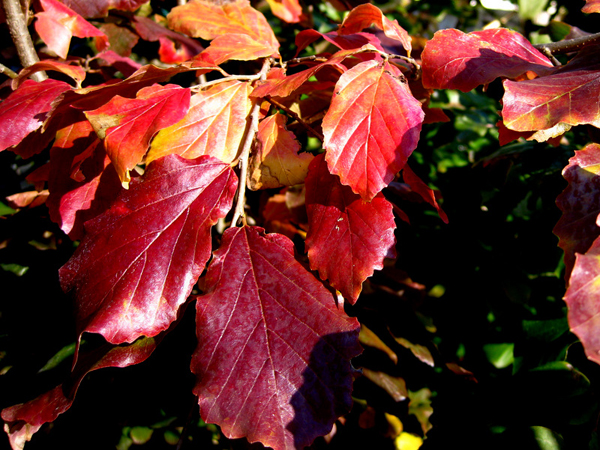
167,0 -> 279,57
502,45 -> 600,134
132,16 -> 203,64
402,164 -> 448,224
0,79 -> 72,152
554,144 -> 600,281
201,34 -> 278,65
60,0 -> 149,18
265,0 -> 303,23
564,234 -> 600,365
305,154 -> 396,303
12,60 -> 86,89
248,114 -> 314,190
323,60 -> 424,200
46,118 -> 121,240
583,0 -> 600,13
59,155 -> 237,344
421,28 -> 554,92
338,3 -> 411,55
147,81 -> 251,165
34,0 -> 109,59
193,225 -> 361,450
2,336 -> 162,450
84,84 -> 191,187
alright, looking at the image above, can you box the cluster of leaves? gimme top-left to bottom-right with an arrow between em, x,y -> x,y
3,0 -> 600,448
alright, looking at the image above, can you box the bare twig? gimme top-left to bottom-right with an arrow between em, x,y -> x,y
265,97 -> 324,142
0,62 -> 18,79
230,58 -> 272,228
534,32 -> 600,55
191,73 -> 264,92
3,0 -> 47,82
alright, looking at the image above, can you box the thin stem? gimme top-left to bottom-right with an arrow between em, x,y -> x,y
534,32 -> 600,55
0,62 -> 18,78
3,0 -> 46,82
191,73 -> 263,92
265,97 -> 324,142
230,58 -> 272,228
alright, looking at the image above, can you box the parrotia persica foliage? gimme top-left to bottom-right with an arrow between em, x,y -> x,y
2,0 -> 600,448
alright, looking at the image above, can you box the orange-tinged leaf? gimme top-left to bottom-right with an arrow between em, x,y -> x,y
193,225 -> 361,450
248,114 -> 313,190
338,3 -> 411,55
564,235 -> 600,365
167,0 -> 279,56
583,0 -> 600,13
265,0 -> 303,23
323,60 -> 423,200
35,0 -> 109,59
59,155 -> 237,344
502,47 -> 600,134
84,84 -> 191,187
12,60 -> 86,89
554,144 -> 600,281
421,28 -> 554,92
305,154 -> 396,303
147,81 -> 251,165
202,34 -> 278,65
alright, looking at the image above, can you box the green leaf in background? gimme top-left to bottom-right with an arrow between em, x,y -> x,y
484,343 -> 515,369
518,0 -> 549,21
0,201 -> 16,216
38,343 -> 77,373
1,263 -> 29,277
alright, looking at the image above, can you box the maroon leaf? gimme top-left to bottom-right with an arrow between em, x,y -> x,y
305,154 -> 396,303
193,226 -> 361,450
322,60 -> 424,200
132,16 -> 203,64
554,144 -> 600,281
59,154 -> 237,344
61,0 -> 148,18
0,79 -> 72,152
564,235 -> 600,365
84,84 -> 191,187
402,164 -> 448,224
421,28 -> 554,92
2,336 -> 161,450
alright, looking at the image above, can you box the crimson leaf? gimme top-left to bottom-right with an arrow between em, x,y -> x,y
59,154 -> 237,344
192,226 -> 361,450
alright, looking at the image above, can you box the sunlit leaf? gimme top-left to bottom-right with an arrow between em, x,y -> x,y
305,154 -> 396,303
0,79 -> 72,152
59,155 -> 237,344
167,0 -> 279,56
553,144 -> 600,280
323,60 -> 423,200
337,3 -> 411,55
265,0 -> 303,23
248,114 -> 313,190
582,0 -> 600,13
34,0 -> 109,59
193,225 -> 361,450
147,81 -> 251,165
12,60 -> 86,89
85,84 -> 191,187
201,34 -> 278,65
421,28 -> 553,92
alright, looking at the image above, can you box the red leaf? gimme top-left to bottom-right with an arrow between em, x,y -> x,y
84,84 -> 191,187
59,154 -> 237,344
46,118 -> 121,239
35,0 -> 109,59
0,79 -> 72,152
148,81 -> 251,165
554,144 -> 600,281
502,46 -> 600,133
338,3 -> 411,56
323,60 -> 424,200
167,0 -> 279,57
402,164 -> 448,224
305,154 -> 396,303
61,0 -> 148,18
421,28 -> 553,92
132,16 -> 203,64
295,30 -> 384,55
564,235 -> 600,365
2,336 -> 161,450
193,226 -> 361,449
